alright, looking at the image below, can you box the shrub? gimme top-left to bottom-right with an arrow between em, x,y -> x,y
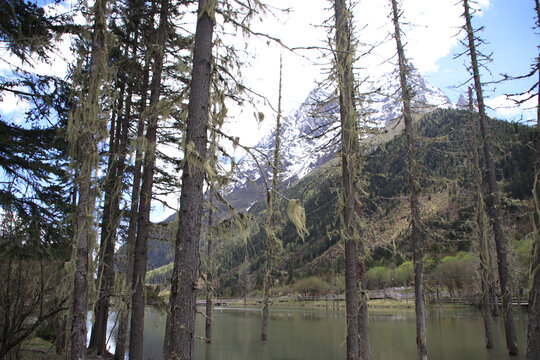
436,252 -> 476,296
366,266 -> 391,290
293,276 -> 331,295
395,261 -> 413,286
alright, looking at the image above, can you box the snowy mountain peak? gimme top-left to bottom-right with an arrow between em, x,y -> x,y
226,71 -> 451,211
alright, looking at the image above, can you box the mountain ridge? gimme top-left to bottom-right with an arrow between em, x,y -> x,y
226,69 -> 452,212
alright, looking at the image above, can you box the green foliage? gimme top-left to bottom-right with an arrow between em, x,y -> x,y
513,236 -> 533,291
146,263 -> 173,288
366,266 -> 391,290
395,261 -> 413,286
0,0 -> 58,61
435,252 -> 477,295
293,276 -> 332,295
191,109 -> 535,296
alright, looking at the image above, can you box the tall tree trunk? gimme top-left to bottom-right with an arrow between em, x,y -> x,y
260,249 -> 271,341
162,1 -> 215,358
467,87 -> 494,349
129,0 -> 169,359
89,48 -> 133,354
114,5 -> 149,358
205,191 -> 214,343
357,243 -> 370,360
69,1 -> 109,359
390,1 -> 427,359
462,0 -> 519,355
261,55 -> 284,342
334,1 -> 369,359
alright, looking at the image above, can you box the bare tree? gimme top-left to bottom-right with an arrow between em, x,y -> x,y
462,0 -> 519,354
334,0 -> 370,359
390,0 -> 427,359
467,87 -> 494,348
261,55 -> 284,342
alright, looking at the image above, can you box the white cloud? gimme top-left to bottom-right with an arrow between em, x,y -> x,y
226,0 -> 495,151
485,94 -> 537,124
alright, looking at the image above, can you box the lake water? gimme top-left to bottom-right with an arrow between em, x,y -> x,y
101,305 -> 529,359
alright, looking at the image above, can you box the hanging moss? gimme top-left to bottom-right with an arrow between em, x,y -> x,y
287,199 -> 309,241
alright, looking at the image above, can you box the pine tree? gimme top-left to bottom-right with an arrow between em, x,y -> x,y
88,9 -> 138,350
114,2 -> 153,358
129,0 -> 169,359
162,0 -> 216,358
390,0 -> 427,358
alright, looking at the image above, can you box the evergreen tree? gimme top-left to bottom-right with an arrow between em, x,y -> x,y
68,0 -> 110,359
129,0 -> 170,359
162,0 -> 216,357
0,0 -> 72,255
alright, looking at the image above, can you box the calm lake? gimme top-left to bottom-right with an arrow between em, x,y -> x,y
99,305 -> 529,359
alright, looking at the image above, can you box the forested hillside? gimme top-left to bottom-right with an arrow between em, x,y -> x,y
145,108 -> 535,298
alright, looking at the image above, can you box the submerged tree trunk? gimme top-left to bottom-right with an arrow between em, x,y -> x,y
129,1 -> 169,359
467,87 -> 494,349
357,243 -> 370,360
462,0 -> 518,355
261,251 -> 271,341
69,1 -> 109,359
261,56 -> 284,342
162,1 -> 215,358
390,1 -> 427,359
334,0 -> 370,358
205,191 -> 214,343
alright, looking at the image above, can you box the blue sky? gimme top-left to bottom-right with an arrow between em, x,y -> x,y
235,0 -> 540,136
425,0 -> 539,122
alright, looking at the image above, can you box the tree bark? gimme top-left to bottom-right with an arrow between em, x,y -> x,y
69,1 -> 108,359
89,44 -> 133,353
467,87 -> 494,349
462,0 -> 519,355
114,5 -> 150,358
205,191 -> 214,343
334,0 -> 368,359
162,1 -> 215,358
261,55 -> 284,342
390,1 -> 427,359
129,0 -> 168,359
357,244 -> 370,360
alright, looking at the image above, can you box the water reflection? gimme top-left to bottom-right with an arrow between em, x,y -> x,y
97,305 -> 528,360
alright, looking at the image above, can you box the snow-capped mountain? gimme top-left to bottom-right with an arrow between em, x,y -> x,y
226,69 -> 451,212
